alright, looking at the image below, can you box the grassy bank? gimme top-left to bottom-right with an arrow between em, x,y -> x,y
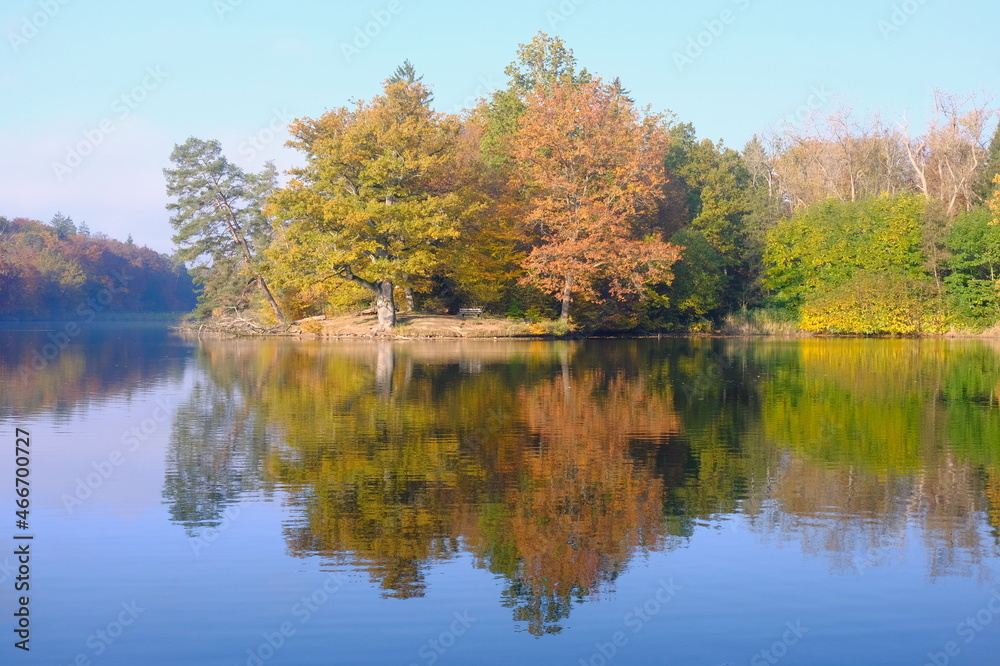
177,312 -> 573,339
176,309 -> 1000,340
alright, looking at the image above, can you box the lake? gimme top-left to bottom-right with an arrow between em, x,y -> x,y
1,324 -> 999,665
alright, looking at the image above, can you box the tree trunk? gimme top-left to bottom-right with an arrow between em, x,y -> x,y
344,267 -> 396,331
257,277 -> 286,325
560,275 -> 572,322
560,344 -> 571,399
404,285 -> 416,313
213,192 -> 286,324
375,341 -> 394,398
375,279 -> 396,331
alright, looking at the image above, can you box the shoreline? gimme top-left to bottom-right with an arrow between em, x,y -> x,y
172,313 -> 1000,341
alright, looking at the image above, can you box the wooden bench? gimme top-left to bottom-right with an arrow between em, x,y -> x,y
458,308 -> 484,318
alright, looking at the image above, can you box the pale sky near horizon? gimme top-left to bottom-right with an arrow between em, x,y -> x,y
1,0 -> 996,254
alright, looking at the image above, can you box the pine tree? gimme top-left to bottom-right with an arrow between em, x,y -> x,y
50,211 -> 76,239
164,138 -> 285,323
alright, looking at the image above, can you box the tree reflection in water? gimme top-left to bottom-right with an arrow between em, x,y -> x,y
162,337 -> 1000,634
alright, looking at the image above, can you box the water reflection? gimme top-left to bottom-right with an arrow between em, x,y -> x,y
158,336 -> 1000,634
756,340 -> 1000,579
0,322 -> 187,418
8,328 -> 993,607
163,378 -> 274,534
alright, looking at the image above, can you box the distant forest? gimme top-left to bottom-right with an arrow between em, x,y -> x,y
0,213 -> 195,319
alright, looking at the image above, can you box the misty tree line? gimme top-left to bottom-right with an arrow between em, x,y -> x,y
0,213 -> 195,319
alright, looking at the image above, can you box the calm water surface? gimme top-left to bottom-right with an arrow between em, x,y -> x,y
1,324 -> 999,665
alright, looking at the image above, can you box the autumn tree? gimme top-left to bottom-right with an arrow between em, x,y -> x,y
511,78 -> 681,322
430,114 -> 530,315
0,216 -> 194,318
771,109 -> 912,210
163,138 -> 284,322
479,31 -> 591,170
459,32 -> 595,317
268,66 -> 474,330
902,91 -> 993,219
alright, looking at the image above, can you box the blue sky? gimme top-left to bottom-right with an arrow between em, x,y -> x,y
1,0 -> 996,253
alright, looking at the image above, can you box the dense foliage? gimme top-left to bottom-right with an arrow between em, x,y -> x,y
0,214 -> 195,319
265,65 -> 475,330
158,32 -> 1000,334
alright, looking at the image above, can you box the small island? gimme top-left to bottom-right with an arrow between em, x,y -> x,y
5,34 -> 1000,339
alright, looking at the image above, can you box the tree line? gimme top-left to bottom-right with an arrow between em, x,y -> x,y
0,213 -> 195,319
164,32 -> 1000,334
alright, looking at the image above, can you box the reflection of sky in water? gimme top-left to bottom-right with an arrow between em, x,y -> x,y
0,329 -> 999,665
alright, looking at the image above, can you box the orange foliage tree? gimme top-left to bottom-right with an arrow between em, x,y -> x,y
511,79 -> 682,322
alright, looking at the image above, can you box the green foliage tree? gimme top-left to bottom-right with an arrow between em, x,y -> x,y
503,31 -> 591,97
387,58 -> 422,85
657,125 -> 785,318
764,195 -> 928,308
163,137 -> 284,322
267,65 -> 475,330
764,194 -> 942,333
945,207 -> 1000,329
644,229 -> 727,329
